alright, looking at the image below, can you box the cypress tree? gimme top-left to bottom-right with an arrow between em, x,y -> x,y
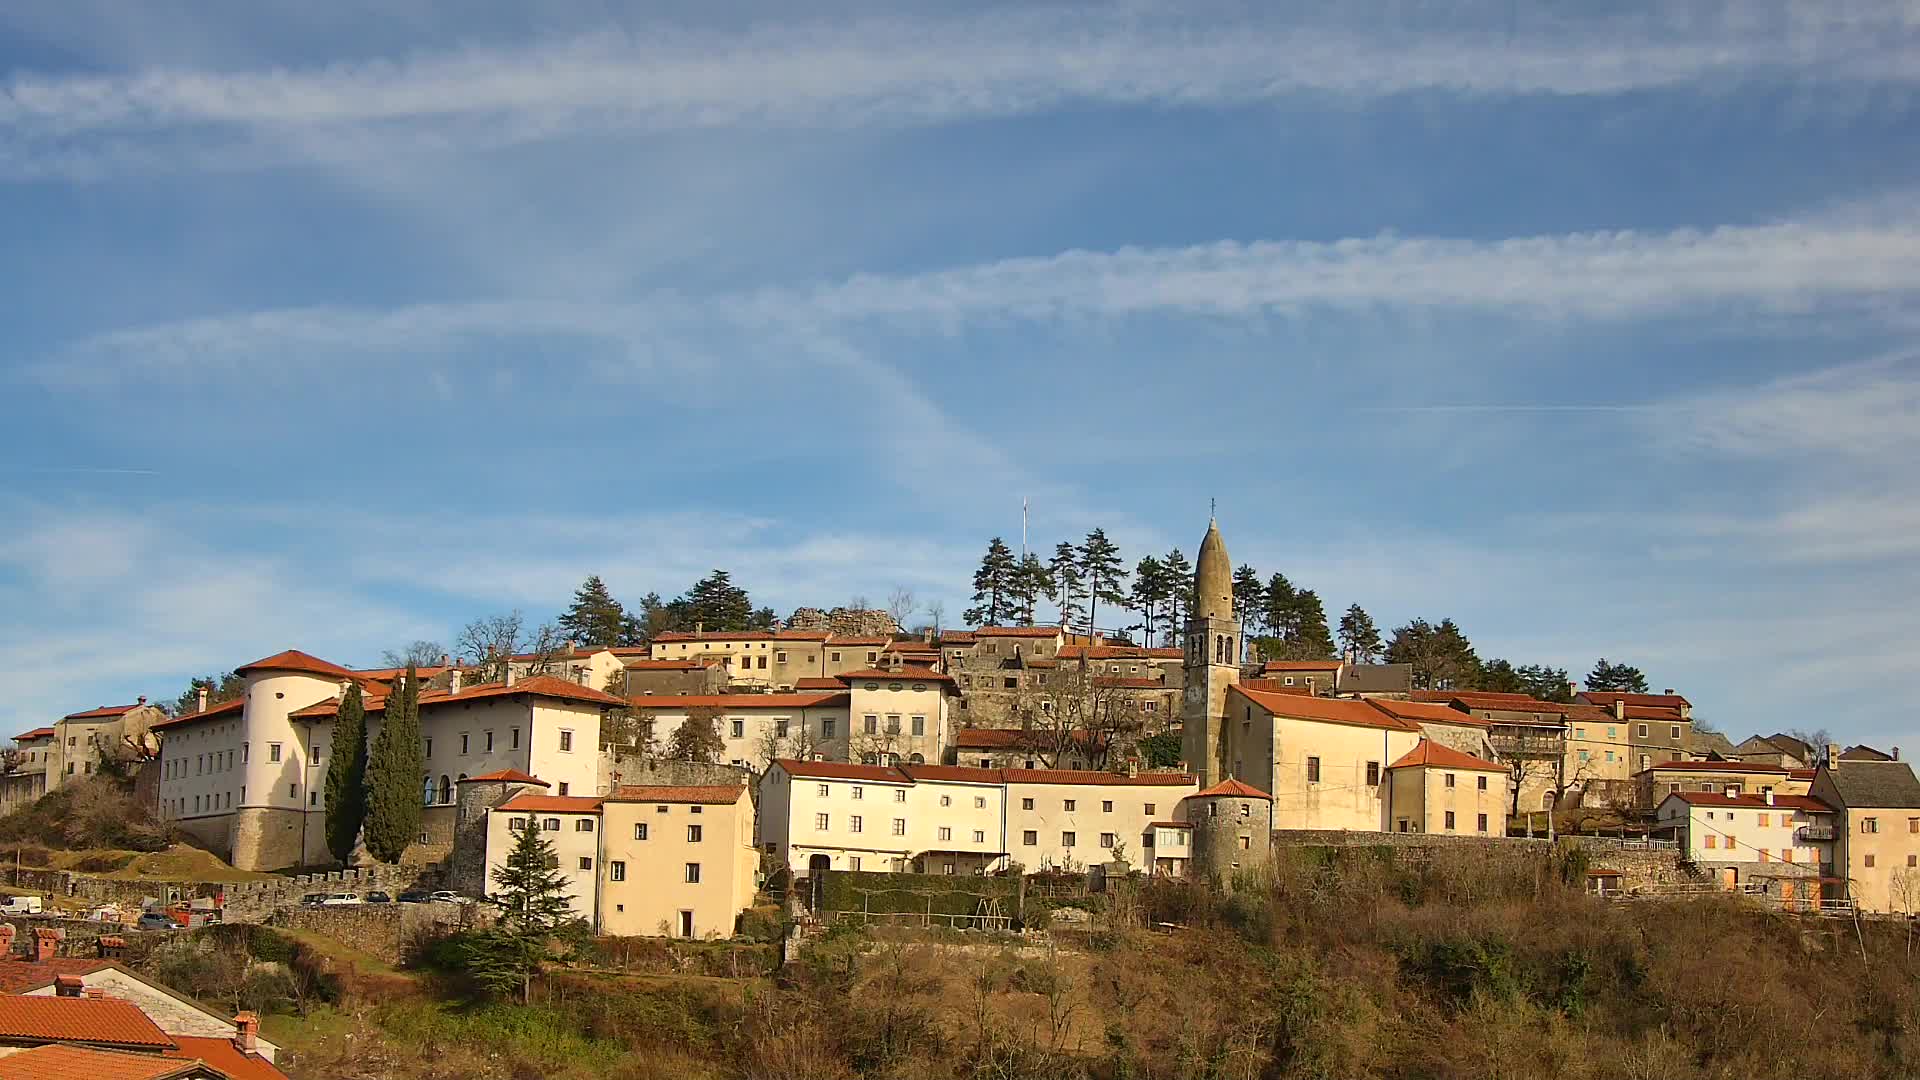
322,682 -> 370,865
363,663 -> 424,863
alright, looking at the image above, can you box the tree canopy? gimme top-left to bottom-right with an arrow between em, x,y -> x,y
1386,618 -> 1480,691
557,575 -> 636,646
1338,604 -> 1382,663
965,537 -> 1020,626
1587,658 -> 1650,693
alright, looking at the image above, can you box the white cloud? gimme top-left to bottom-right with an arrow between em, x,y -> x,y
3,3 -> 1918,178
1668,349 -> 1920,459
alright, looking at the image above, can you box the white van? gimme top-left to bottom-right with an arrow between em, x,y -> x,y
0,895 -> 44,916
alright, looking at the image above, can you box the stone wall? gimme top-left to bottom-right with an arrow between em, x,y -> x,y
231,806 -> 306,872
1271,829 -> 1700,893
220,864 -> 442,922
6,866 -> 213,906
268,903 -> 485,965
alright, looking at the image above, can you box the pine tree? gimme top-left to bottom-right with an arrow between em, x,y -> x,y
1479,658 -> 1525,694
1011,554 -> 1051,626
1587,658 -> 1650,693
1386,619 -> 1481,691
1048,542 -> 1084,628
557,575 -> 628,646
363,664 -> 424,863
1291,589 -> 1336,660
1262,572 -> 1299,642
1161,548 -> 1193,640
1231,565 -> 1265,632
682,570 -> 754,631
322,682 -> 370,865
1077,529 -> 1127,634
1129,556 -> 1170,644
964,537 -> 1019,626
473,818 -> 577,1002
1518,664 -> 1573,703
1338,604 -> 1382,663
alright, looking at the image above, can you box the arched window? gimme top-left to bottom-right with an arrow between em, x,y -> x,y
909,753 -> 925,764
438,775 -> 452,804
421,775 -> 433,806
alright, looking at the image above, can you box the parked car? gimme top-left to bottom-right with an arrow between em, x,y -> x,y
396,890 -> 430,904
0,895 -> 43,916
135,912 -> 177,931
320,893 -> 363,906
427,890 -> 467,905
300,893 -> 327,906
365,891 -> 393,904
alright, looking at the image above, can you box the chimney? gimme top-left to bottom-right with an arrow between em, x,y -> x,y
448,668 -> 463,695
1663,688 -> 1675,696
1567,681 -> 1578,699
1126,758 -> 1139,778
197,687 -> 209,713
440,653 -> 449,667
0,924 -> 15,955
1612,700 -> 1625,721
1826,743 -> 1841,768
505,666 -> 517,688
34,928 -> 59,963
96,936 -> 125,958
1765,789 -> 1775,806
82,986 -> 107,999
695,620 -> 704,636
1895,747 -> 1902,761
136,696 -> 146,706
53,975 -> 83,997
233,1011 -> 259,1053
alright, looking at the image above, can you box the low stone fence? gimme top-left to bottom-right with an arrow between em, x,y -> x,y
267,902 -> 484,966
1270,828 -> 1697,894
5,867 -> 214,906
222,865 -> 443,922
1273,829 -> 1554,851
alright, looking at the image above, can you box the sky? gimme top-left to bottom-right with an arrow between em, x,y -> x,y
2,1 -> 1919,751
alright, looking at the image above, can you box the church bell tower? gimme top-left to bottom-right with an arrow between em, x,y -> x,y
1181,517 -> 1241,788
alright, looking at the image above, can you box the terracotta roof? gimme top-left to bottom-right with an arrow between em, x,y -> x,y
1092,677 -> 1168,690
1648,760 -> 1789,774
1562,704 -> 1618,723
497,794 -> 605,814
1366,698 -> 1492,727
1058,645 -> 1184,661
14,727 -> 55,742
1388,740 -> 1505,772
0,958 -> 114,994
952,728 -> 1100,750
423,676 -> 625,708
625,693 -> 849,709
837,667 -> 956,683
232,650 -> 353,679
1260,660 -> 1342,672
0,1044 -> 211,1080
1239,680 -> 1316,694
620,659 -> 719,671
1003,768 -> 1195,787
650,630 -> 795,642
605,784 -> 746,805
1789,768 -> 1817,780
1580,691 -> 1691,709
1414,691 -> 1577,715
793,677 -> 846,690
1662,791 -> 1833,813
899,764 -> 1006,784
167,1036 -> 288,1080
60,704 -> 145,721
774,759 -> 911,783
1621,705 -> 1686,721
0,995 -> 174,1050
1194,778 -> 1273,800
880,640 -> 938,651
971,627 -> 1063,638
149,697 -> 246,731
1232,686 -> 1421,732
458,769 -> 549,786
937,631 -> 976,644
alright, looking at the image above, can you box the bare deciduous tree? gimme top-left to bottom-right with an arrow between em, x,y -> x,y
1012,660 -> 1143,770
887,587 -> 918,629
457,611 -> 526,683
382,640 -> 446,668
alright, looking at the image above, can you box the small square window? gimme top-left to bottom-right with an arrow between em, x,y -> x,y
578,856 -> 593,871
1023,830 -> 1037,845
634,823 -> 649,840
688,824 -> 703,842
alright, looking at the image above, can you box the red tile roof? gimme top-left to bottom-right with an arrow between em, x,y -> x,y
1260,660 -> 1342,672
349,665 -> 449,683
0,1044 -> 210,1080
951,728 -> 1100,750
1194,778 -> 1272,800
0,958 -> 114,994
1662,791 -> 1833,813
1413,691 -> 1576,715
1789,768 -> 1817,780
827,636 -> 892,647
458,769 -> 548,787
149,697 -> 246,731
774,759 -> 1191,787
971,627 -> 1064,638
14,727 -> 56,742
232,650 -> 353,679
1366,698 -> 1492,727
774,759 -> 911,783
1233,686 -> 1421,732
605,784 -> 746,805
0,995 -> 174,1050
625,693 -> 849,710
1648,760 -> 1789,774
837,667 -> 956,683
423,676 -> 626,708
621,659 -> 719,671
937,631 -> 976,644
1148,820 -> 1193,829
1239,680 -> 1316,694
899,764 -> 1007,784
496,794 -> 605,814
793,677 -> 846,690
1058,645 -> 1183,661
1003,768 -> 1195,787
167,1036 -> 289,1080
60,704 -> 145,721
1620,705 -> 1686,721
1580,691 -> 1691,709
1388,740 -> 1505,772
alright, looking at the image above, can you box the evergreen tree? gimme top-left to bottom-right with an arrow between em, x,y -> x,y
171,672 -> 244,716
321,682 -> 370,865
1587,658 -> 1650,693
1048,542 -> 1084,628
1479,658 -> 1525,694
1262,572 -> 1299,642
471,819 -> 576,1002
1128,556 -> 1171,644
1290,589 -> 1336,660
1231,565 -> 1265,632
557,574 -> 628,646
1338,604 -> 1383,663
1518,664 -> 1574,703
667,711 -> 726,763
1161,548 -> 1194,642
363,664 -> 424,863
633,592 -> 680,640
1386,619 -> 1480,691
964,537 -> 1020,626
681,571 -> 754,631
1010,554 -> 1051,626
1077,529 -> 1128,634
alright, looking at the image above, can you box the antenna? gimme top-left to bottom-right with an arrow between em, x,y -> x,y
1210,496 -> 1216,521
1021,497 -> 1029,558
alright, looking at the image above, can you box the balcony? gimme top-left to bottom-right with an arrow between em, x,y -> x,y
1795,825 -> 1835,843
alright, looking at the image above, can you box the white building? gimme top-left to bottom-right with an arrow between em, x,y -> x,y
1654,790 -> 1836,890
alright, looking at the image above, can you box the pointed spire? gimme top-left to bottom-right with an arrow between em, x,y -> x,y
1195,517 -> 1233,622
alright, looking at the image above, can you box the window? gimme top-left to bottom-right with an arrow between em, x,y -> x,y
576,819 -> 594,832
685,863 -> 701,883
974,796 -> 986,809
1705,835 -> 1716,849
1864,817 -> 1880,834
558,782 -> 569,796
1102,800 -> 1114,813
1671,725 -> 1681,740
1784,850 -> 1795,863
1477,776 -> 1488,791
1477,814 -> 1488,833
1910,818 -> 1919,834
893,789 -> 906,803
1865,854 -> 1876,868
485,731 -> 494,752
943,862 -> 956,875
1062,831 -> 1076,847
911,716 -> 925,736
892,818 -> 906,836
1023,830 -> 1038,845
886,715 -> 901,734
851,786 -> 864,800
289,783 -> 298,798
818,784 -> 831,797
1910,854 -> 1918,868
815,813 -> 830,830
610,861 -> 626,881
864,714 -> 878,735
731,720 -> 744,738
578,856 -> 593,871
511,727 -> 521,749
543,818 -> 561,831
1144,803 -> 1156,815
559,730 -> 574,752
634,823 -> 649,840
1064,799 -> 1077,811
849,856 -> 862,871
1306,757 -> 1321,783
1100,832 -> 1116,848
1444,811 -> 1456,830
687,823 -> 703,842
1365,761 -> 1380,786
1022,797 -> 1035,810
849,816 -> 862,834
938,827 -> 952,841
940,795 -> 952,807
242,743 -> 249,764
973,830 -> 985,843
1758,814 -> 1770,827
460,733 -> 470,754
823,720 -> 837,739
268,743 -> 282,763
1445,773 -> 1456,789
1637,724 -> 1648,738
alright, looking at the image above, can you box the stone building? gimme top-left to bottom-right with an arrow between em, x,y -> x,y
1186,778 -> 1273,883
1180,518 -> 1241,789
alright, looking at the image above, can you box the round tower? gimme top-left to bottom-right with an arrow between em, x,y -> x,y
1187,778 -> 1273,884
1181,518 -> 1242,787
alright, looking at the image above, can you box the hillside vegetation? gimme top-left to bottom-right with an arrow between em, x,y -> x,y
252,844 -> 1920,1080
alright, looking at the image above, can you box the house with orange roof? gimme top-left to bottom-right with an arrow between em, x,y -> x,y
1576,689 -> 1696,774
1654,789 -> 1836,900
0,979 -> 285,1078
1413,692 -> 1573,814
646,628 -> 907,690
1386,741 -> 1508,836
4,698 -> 167,811
1226,685 -> 1424,832
619,692 -> 851,771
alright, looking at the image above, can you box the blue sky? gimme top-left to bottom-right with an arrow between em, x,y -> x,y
3,1 -> 1919,752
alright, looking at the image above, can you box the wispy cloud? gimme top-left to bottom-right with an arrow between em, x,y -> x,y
4,3 -> 1918,178
1666,349 -> 1920,460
